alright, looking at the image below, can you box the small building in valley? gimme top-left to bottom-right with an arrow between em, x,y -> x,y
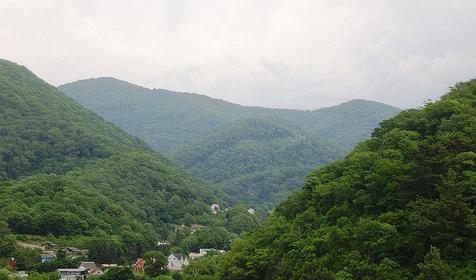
79,262 -> 102,276
65,247 -> 88,258
58,268 -> 88,280
167,254 -> 188,271
134,258 -> 145,272
211,204 -> 221,214
190,224 -> 206,233
40,252 -> 56,263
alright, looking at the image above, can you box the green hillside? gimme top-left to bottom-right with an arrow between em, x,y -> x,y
0,62 -> 149,181
196,80 -> 476,279
173,117 -> 342,207
59,78 -> 400,154
59,78 -> 400,208
0,59 -> 230,262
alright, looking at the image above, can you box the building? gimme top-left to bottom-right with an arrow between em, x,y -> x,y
134,258 -> 145,272
8,258 -> 16,271
40,252 -> 56,263
79,262 -> 102,276
188,251 -> 206,260
211,203 -> 221,214
190,224 -> 206,233
58,268 -> 88,280
157,241 -> 170,247
65,247 -> 88,258
14,271 -> 28,278
167,254 -> 188,271
247,208 -> 256,215
45,242 -> 59,250
101,264 -> 118,269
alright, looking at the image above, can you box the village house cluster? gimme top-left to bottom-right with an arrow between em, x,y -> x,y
11,237 -> 225,279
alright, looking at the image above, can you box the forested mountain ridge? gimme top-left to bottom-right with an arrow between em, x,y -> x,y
59,77 -> 400,208
0,59 -> 231,262
201,80 -> 476,279
0,60 -> 149,181
173,117 -> 342,207
59,77 -> 400,154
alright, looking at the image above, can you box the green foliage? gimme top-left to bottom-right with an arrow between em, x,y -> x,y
177,228 -> 234,253
100,267 -> 135,280
59,78 -> 399,153
182,252 -> 222,280
416,247 -> 451,280
224,205 -> 259,234
0,59 -> 231,264
27,272 -> 60,280
0,235 -> 16,257
88,236 -> 125,264
59,78 -> 399,207
143,251 -> 168,277
0,61 -> 149,181
173,118 -> 341,207
213,79 -> 476,279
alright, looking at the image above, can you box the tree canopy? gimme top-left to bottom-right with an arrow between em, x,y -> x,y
210,79 -> 476,279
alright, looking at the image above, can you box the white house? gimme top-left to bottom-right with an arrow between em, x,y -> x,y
211,203 -> 221,214
188,248 -> 226,260
167,254 -> 189,271
58,268 -> 88,280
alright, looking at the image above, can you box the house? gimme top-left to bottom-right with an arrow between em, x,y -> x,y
79,262 -> 102,276
188,251 -> 205,260
14,271 -> 28,278
45,242 -> 59,249
247,208 -> 256,215
157,241 -> 170,247
174,224 -> 185,232
8,258 -> 16,271
57,268 -> 88,280
188,249 -> 209,260
211,203 -> 221,214
101,264 -> 118,269
189,248 -> 226,260
190,224 -> 206,233
134,258 -> 145,272
167,254 -> 188,271
40,252 -> 56,263
65,247 -> 88,258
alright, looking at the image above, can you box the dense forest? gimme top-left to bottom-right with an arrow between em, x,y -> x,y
183,79 -> 476,279
59,77 -> 400,207
0,59 -> 244,269
173,117 -> 341,207
59,78 -> 400,154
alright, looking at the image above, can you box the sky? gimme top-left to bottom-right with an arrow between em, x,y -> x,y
1,0 -> 476,110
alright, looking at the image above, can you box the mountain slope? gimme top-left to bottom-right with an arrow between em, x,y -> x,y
0,59 -> 229,261
211,80 -> 476,279
0,61 -> 149,181
173,117 -> 342,207
59,78 -> 400,154
59,78 -> 400,208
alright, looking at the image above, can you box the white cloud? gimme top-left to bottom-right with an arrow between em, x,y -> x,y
1,0 -> 475,109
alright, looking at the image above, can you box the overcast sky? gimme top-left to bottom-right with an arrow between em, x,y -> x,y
1,0 -> 476,109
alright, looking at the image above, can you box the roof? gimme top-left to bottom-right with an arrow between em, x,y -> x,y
58,268 -> 88,272
40,253 -> 56,258
169,253 -> 187,260
79,262 -> 97,270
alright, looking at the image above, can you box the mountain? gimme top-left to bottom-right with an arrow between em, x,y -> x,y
59,78 -> 400,207
58,77 -> 400,154
201,79 -> 476,279
172,117 -> 342,207
0,59 -> 229,262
